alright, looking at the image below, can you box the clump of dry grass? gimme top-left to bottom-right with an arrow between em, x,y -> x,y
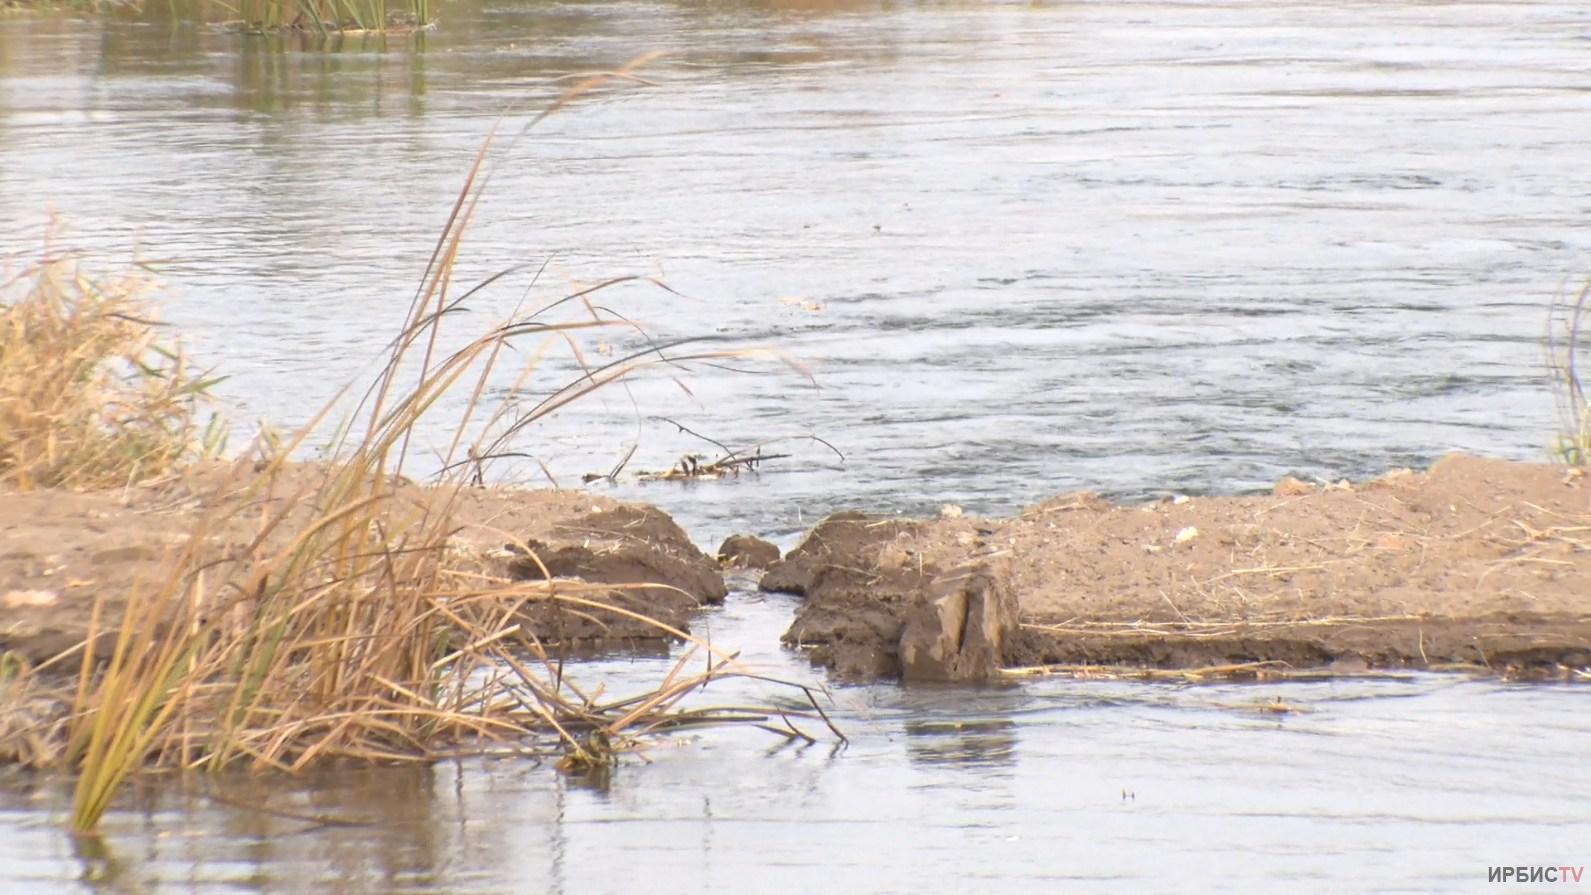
56,286 -> 821,827
1548,280 -> 1590,465
49,60 -> 837,834
0,252 -> 223,490
0,651 -> 72,768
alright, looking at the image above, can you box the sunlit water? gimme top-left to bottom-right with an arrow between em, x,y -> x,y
2,0 -> 1590,890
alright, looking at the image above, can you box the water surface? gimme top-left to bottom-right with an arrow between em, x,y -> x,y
4,591 -> 1589,893
3,0 -> 1587,544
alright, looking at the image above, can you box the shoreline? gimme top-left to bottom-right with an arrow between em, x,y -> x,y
2,453 -> 1587,686
765,453 -> 1590,682
0,461 -> 729,668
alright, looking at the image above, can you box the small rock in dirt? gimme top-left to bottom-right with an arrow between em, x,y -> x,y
1273,476 -> 1315,497
717,534 -> 780,570
878,541 -> 912,571
2,589 -> 58,609
1373,532 -> 1411,551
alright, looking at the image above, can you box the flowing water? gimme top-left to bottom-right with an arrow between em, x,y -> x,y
2,596 -> 1588,892
2,0 -> 1589,890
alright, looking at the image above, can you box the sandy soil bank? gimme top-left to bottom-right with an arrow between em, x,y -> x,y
764,454 -> 1591,681
4,454 -> 1587,684
0,464 -> 726,666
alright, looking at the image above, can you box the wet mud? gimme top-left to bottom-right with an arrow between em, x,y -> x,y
502,503 -> 727,645
0,465 -> 729,666
716,534 -> 781,571
763,454 -> 1591,681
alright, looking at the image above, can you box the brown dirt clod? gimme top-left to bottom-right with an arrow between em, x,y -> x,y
717,534 -> 781,570
504,504 -> 728,645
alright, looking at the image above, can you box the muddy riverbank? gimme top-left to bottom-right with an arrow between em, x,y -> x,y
0,463 -> 728,667
766,453 -> 1591,681
4,453 -> 1588,684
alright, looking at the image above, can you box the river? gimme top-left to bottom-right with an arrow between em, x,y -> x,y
1,0 -> 1588,890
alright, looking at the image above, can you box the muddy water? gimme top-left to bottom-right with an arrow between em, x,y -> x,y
2,0 -> 1590,890
3,593 -> 1589,892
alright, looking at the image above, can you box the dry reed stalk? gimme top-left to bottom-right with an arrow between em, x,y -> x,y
1021,614 -> 1429,640
1548,281 -> 1590,465
999,661 -> 1295,682
57,59 -> 837,833
0,249 -> 223,491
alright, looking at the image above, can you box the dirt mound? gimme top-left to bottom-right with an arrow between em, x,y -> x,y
764,510 -> 1021,680
716,534 -> 780,570
765,455 -> 1591,681
6,453 -> 1587,683
503,504 -> 727,644
0,466 -> 727,665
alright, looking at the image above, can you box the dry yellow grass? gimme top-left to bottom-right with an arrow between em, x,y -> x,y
0,251 -> 223,490
27,60 -> 836,835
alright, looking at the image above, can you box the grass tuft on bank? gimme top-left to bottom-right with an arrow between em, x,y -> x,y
230,0 -> 433,37
1549,281 -> 1590,465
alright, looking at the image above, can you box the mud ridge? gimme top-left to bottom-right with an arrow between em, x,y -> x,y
762,454 -> 1591,681
0,465 -> 729,665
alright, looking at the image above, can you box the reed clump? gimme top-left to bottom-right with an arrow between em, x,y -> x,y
0,281 -> 823,824
43,62 -> 835,835
0,253 -> 223,491
52,252 -> 823,834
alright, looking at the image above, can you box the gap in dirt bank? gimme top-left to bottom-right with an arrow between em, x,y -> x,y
4,452 -> 1587,689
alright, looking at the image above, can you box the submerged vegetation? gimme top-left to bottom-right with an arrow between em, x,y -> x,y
1549,280 -> 1590,465
0,0 -> 434,36
0,64 -> 839,834
228,0 -> 432,36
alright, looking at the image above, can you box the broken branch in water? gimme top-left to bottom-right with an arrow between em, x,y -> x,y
613,421 -> 846,482
633,450 -> 793,482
